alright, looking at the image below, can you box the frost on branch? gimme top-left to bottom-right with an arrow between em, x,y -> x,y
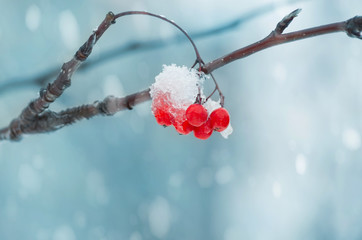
150,64 -> 232,139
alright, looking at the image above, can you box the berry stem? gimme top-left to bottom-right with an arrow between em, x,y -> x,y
205,87 -> 217,103
205,73 -> 225,106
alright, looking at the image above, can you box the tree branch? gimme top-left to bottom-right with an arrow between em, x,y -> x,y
0,12 -> 117,141
0,10 -> 361,141
201,10 -> 361,74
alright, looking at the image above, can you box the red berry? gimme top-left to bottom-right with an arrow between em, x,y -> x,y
210,108 -> 230,132
186,104 -> 208,127
153,108 -> 173,126
152,91 -> 175,126
193,119 -> 213,140
173,120 -> 194,135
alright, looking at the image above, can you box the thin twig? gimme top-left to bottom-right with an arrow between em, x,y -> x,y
205,73 -> 224,106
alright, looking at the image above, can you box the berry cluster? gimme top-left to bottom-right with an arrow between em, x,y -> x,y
152,95 -> 230,139
150,64 -> 232,140
186,104 -> 230,139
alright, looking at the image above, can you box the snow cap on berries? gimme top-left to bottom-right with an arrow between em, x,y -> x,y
150,64 -> 204,109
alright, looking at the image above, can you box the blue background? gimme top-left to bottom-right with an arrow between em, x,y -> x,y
0,0 -> 362,239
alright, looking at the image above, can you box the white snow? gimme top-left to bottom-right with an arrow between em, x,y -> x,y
59,10 -> 80,50
203,98 -> 221,113
220,124 -> 233,139
25,5 -> 41,31
150,64 -> 204,110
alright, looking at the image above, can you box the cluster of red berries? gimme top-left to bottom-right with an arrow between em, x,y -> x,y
152,93 -> 230,140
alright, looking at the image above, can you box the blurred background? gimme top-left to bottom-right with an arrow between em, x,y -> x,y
0,0 -> 362,239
